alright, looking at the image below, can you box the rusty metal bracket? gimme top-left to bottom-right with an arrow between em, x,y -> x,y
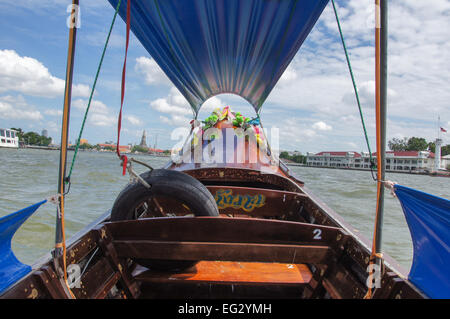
126,158 -> 153,189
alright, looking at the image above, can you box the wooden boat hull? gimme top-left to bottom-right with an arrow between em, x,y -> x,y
0,120 -> 426,299
0,170 -> 425,299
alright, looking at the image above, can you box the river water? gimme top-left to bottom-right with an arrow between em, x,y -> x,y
1,148 -> 449,270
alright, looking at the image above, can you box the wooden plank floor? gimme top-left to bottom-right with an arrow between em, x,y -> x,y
135,261 -> 312,286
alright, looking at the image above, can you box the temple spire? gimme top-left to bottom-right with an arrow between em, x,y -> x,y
139,130 -> 148,148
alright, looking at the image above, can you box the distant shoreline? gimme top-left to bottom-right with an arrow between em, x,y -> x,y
2,146 -> 171,157
36,146 -> 170,157
23,145 -> 59,150
283,161 -> 450,177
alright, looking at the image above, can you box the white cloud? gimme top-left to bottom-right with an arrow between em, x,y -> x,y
44,120 -> 59,134
151,98 -> 191,116
125,115 -> 143,126
0,49 -> 89,98
71,98 -> 143,131
199,96 -> 224,112
149,87 -> 229,126
0,0 -> 109,16
277,65 -> 298,87
149,87 -> 193,126
88,113 -> 116,127
0,95 -> 43,120
135,56 -> 171,86
159,115 -> 190,127
73,99 -> 116,127
73,99 -> 107,114
269,117 -> 318,150
262,0 -> 450,151
312,121 -> 332,131
44,109 -> 63,116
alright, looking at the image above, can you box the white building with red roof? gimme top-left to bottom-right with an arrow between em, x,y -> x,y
375,151 -> 435,172
306,151 -> 362,168
306,150 -> 438,172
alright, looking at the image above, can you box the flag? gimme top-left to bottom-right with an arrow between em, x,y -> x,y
441,127 -> 447,133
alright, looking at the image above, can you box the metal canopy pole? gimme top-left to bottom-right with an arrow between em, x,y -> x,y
376,0 -> 388,253
366,0 -> 388,299
53,0 -> 79,298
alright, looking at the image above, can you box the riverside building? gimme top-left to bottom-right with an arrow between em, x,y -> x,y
306,150 -> 439,172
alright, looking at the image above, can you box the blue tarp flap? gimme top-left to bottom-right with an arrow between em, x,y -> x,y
394,185 -> 450,299
0,200 -> 47,295
107,0 -> 329,114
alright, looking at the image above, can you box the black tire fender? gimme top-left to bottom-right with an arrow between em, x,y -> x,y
110,169 -> 219,271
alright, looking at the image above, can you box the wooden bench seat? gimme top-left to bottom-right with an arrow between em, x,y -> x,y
135,261 -> 312,285
135,261 -> 312,299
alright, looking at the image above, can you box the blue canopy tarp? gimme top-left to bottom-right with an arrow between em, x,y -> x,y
394,185 -> 450,299
107,0 -> 329,114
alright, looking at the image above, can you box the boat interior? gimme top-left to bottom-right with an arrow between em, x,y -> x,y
1,119 -> 424,299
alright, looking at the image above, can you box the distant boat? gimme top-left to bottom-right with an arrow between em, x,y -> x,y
0,128 -> 19,149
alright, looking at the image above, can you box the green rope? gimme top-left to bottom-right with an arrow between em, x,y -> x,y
66,0 -> 122,183
331,0 -> 376,172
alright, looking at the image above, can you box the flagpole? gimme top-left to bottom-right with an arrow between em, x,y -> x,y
438,115 -> 441,140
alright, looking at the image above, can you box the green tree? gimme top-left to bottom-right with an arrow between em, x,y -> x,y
12,129 -> 51,146
279,151 -> 306,164
291,154 -> 306,164
427,142 -> 450,156
280,151 -> 289,159
131,145 -> 148,153
406,137 -> 428,151
428,142 -> 436,153
23,131 -> 41,145
39,135 -> 52,146
79,143 -> 94,150
388,137 -> 408,151
103,145 -> 115,151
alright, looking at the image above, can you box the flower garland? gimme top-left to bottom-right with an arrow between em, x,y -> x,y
192,106 -> 265,147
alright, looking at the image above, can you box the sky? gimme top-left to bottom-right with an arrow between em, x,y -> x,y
0,0 -> 449,153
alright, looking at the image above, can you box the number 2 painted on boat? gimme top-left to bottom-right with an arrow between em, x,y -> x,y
313,229 -> 322,240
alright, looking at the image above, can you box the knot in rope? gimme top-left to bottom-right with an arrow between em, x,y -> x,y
379,180 -> 397,197
47,194 -> 62,205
